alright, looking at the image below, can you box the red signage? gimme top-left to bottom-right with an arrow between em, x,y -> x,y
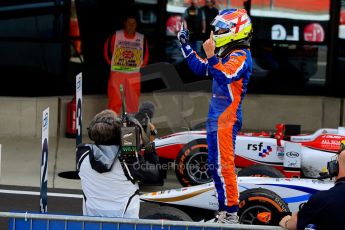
303,23 -> 325,42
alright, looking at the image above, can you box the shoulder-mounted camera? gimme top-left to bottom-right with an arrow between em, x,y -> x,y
323,140 -> 345,179
119,115 -> 142,164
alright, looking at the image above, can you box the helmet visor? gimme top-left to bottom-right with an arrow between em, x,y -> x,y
211,17 -> 235,32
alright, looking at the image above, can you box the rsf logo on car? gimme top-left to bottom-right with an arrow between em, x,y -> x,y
247,142 -> 264,151
247,142 -> 272,157
286,151 -> 299,158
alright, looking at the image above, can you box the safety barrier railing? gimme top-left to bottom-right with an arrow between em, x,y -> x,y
0,212 -> 283,230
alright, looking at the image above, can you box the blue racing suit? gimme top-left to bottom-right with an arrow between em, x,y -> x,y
184,45 -> 252,212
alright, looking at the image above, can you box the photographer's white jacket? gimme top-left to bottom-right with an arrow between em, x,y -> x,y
77,144 -> 139,218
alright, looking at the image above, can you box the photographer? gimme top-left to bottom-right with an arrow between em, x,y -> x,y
77,109 -> 162,218
279,140 -> 345,230
134,101 -> 157,142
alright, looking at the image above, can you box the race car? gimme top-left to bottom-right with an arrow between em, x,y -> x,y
153,124 -> 345,186
140,176 -> 334,225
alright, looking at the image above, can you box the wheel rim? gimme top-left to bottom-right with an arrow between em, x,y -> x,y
185,152 -> 212,184
239,205 -> 271,225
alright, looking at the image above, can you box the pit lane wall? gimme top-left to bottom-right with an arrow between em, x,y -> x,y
2,211 -> 283,230
0,93 -> 343,137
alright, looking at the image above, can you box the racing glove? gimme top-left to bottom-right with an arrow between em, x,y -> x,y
177,27 -> 189,45
177,23 -> 193,58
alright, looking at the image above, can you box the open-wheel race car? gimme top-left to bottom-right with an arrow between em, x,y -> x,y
140,176 -> 334,226
153,124 -> 345,186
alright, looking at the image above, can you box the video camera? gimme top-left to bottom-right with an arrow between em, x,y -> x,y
327,139 -> 345,178
118,85 -> 155,164
118,85 -> 163,185
119,85 -> 141,162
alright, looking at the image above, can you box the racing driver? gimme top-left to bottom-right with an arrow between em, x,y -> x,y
177,8 -> 253,224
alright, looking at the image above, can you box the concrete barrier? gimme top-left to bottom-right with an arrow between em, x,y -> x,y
242,95 -> 342,132
0,94 -> 343,138
0,97 -> 59,137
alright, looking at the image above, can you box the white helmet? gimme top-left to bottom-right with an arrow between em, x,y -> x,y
211,9 -> 253,48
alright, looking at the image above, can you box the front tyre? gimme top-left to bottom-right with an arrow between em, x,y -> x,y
175,139 -> 211,187
238,188 -> 290,225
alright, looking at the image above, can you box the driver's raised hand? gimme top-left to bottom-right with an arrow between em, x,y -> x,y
203,31 -> 215,59
177,22 -> 193,58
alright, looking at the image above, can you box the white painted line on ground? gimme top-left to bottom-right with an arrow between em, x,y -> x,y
0,189 -> 83,199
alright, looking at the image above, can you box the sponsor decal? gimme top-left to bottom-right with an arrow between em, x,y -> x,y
304,23 -> 325,42
247,142 -> 264,151
271,23 -> 325,42
248,142 -> 273,158
277,146 -> 285,160
321,139 -> 340,145
272,24 -> 299,41
259,146 -> 272,158
323,135 -> 342,139
292,137 -> 312,141
209,201 -> 218,207
286,152 -> 299,158
145,188 -> 214,203
304,135 -> 342,151
286,161 -> 298,167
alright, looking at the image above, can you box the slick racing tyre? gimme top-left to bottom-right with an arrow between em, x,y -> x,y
141,205 -> 193,221
238,165 -> 284,178
238,188 -> 290,225
175,139 -> 211,187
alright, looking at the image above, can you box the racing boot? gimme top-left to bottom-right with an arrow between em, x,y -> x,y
214,211 -> 239,224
